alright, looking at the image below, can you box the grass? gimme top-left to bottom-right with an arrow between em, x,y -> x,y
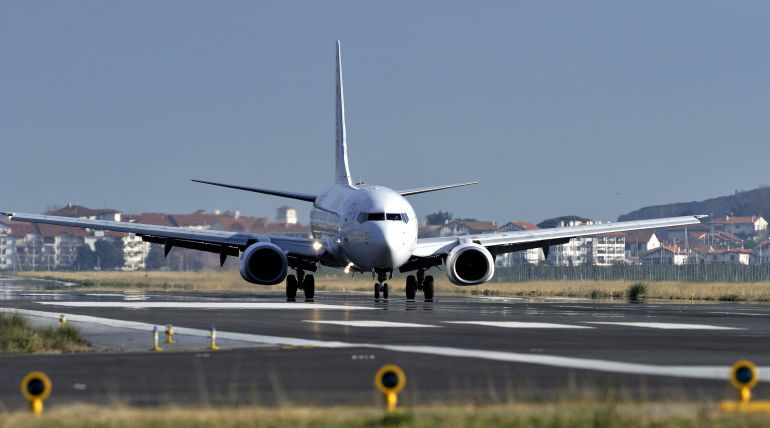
15,270 -> 770,302
0,402 -> 768,428
0,313 -> 90,353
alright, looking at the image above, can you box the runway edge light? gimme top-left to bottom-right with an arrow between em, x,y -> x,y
719,360 -> 770,412
374,364 -> 406,412
20,371 -> 52,416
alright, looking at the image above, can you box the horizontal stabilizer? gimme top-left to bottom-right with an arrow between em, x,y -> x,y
191,179 -> 317,202
398,181 -> 480,197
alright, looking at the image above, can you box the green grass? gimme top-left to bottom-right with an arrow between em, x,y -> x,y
0,314 -> 90,353
0,403 -> 768,428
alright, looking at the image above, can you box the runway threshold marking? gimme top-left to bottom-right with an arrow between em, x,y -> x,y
445,321 -> 593,329
3,307 -> 764,382
585,322 -> 740,330
36,301 -> 375,310
303,320 -> 439,328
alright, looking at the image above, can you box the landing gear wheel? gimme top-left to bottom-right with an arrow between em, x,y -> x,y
303,274 -> 315,302
286,275 -> 298,302
382,283 -> 389,300
423,275 -> 434,302
374,283 -> 380,299
405,275 -> 416,300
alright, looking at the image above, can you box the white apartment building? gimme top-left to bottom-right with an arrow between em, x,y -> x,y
0,221 -> 15,270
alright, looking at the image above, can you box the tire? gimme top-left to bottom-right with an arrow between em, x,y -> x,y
382,283 -> 389,300
424,275 -> 434,301
303,274 -> 315,301
374,283 -> 380,299
286,275 -> 298,301
405,275 -> 416,300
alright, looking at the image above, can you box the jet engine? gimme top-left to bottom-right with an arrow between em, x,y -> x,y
240,242 -> 288,285
445,243 -> 495,286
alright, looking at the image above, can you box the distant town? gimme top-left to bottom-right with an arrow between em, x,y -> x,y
1,204 -> 768,272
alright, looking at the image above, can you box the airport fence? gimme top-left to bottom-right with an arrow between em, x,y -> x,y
492,264 -> 770,283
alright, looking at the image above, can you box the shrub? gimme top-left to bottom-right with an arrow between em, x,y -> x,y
627,283 -> 648,301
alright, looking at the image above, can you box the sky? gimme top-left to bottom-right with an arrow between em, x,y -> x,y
2,1 -> 769,225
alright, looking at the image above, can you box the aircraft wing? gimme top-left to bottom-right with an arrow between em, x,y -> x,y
0,211 -> 325,262
411,216 -> 702,259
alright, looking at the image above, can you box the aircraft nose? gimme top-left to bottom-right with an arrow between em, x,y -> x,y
368,223 -> 409,269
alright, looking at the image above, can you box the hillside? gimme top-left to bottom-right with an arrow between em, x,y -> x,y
617,186 -> 770,221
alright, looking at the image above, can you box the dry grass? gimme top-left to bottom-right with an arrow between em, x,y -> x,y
0,313 -> 90,353
0,402 -> 767,428
15,270 -> 770,302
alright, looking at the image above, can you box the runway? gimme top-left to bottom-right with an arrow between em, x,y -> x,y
1,275 -> 770,409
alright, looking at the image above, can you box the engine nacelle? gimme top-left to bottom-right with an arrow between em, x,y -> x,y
239,242 -> 288,285
445,243 -> 495,286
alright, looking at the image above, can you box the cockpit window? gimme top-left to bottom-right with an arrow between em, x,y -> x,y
357,212 -> 409,223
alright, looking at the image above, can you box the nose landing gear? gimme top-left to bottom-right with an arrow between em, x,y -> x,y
406,268 -> 434,302
373,271 -> 390,300
286,268 -> 315,302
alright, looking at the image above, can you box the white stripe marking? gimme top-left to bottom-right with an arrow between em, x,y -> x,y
36,301 -> 374,310
586,322 -> 740,330
2,307 -> 762,382
304,320 -> 438,328
445,321 -> 593,329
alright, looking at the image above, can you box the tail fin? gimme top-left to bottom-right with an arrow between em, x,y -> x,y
335,41 -> 353,186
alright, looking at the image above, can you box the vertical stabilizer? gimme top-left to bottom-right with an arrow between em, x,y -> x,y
335,41 -> 353,186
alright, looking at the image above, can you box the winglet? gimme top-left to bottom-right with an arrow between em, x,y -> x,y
335,41 -> 353,186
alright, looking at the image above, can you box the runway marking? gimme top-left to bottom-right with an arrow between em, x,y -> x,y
445,321 -> 593,329
586,322 -> 740,330
304,320 -> 439,328
2,307 -> 763,382
707,311 -> 768,317
36,301 -> 375,310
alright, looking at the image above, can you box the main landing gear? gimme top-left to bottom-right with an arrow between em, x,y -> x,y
406,268 -> 434,302
286,268 -> 315,302
373,271 -> 389,300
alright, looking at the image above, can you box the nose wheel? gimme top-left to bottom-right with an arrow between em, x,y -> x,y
287,269 -> 315,302
406,270 -> 434,302
373,271 -> 390,300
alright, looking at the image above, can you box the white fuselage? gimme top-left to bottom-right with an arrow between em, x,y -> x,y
310,184 -> 418,272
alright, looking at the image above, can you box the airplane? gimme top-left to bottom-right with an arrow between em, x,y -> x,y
2,41 -> 701,302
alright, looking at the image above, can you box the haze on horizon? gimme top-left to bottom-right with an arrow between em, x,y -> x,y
2,1 -> 769,225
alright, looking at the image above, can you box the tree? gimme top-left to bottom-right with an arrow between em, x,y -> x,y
426,211 -> 453,225
145,244 -> 167,270
75,245 -> 97,270
94,239 -> 125,270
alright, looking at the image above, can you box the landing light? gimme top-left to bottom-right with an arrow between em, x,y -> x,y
312,241 -> 323,251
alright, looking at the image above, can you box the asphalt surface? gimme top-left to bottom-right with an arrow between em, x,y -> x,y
1,275 -> 770,409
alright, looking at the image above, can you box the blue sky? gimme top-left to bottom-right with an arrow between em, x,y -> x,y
2,1 -> 769,224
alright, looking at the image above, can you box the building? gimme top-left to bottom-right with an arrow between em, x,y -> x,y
276,206 -> 297,225
495,221 -> 544,266
710,216 -> 767,238
641,246 -> 689,265
0,219 -> 15,270
438,220 -> 497,237
753,240 -> 770,264
699,248 -> 753,265
46,204 -> 121,222
624,230 -> 661,260
592,233 -> 626,265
